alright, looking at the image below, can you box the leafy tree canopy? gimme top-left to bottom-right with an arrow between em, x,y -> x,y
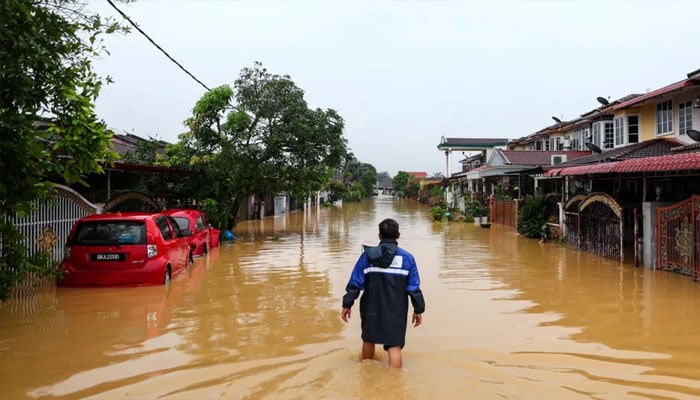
0,0 -> 127,299
392,171 -> 411,197
160,62 -> 348,225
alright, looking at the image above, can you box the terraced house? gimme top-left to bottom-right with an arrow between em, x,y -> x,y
442,67 -> 700,279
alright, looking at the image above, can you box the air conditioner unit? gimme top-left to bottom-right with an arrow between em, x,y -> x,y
551,154 -> 567,165
694,95 -> 700,108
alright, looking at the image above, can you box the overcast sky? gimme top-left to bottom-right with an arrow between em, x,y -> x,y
88,0 -> 700,177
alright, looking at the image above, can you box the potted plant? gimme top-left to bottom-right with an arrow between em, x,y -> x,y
466,200 -> 486,225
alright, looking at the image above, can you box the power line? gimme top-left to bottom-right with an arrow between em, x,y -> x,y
105,0 -> 211,92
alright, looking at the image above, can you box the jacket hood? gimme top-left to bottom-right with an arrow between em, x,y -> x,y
362,239 -> 398,268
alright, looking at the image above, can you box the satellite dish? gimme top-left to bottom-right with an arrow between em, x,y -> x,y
551,116 -> 562,123
687,129 -> 700,142
584,142 -> 602,154
596,96 -> 610,106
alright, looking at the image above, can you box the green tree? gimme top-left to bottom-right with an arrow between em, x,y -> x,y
160,63 -> 347,226
359,167 -> 377,197
393,171 -> 411,197
406,181 -> 421,198
0,0 -> 125,299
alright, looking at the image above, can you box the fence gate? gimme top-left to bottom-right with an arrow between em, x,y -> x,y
657,195 -> 700,279
564,192 -> 623,262
6,185 -> 100,265
563,195 -> 586,248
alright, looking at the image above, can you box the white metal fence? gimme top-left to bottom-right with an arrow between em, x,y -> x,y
4,184 -> 100,264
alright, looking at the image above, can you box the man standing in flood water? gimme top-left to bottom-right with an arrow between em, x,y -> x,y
341,218 -> 425,368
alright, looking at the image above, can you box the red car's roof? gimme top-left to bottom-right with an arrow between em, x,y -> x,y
79,212 -> 162,222
163,209 -> 204,217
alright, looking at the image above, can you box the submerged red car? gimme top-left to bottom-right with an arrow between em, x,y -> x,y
58,212 -> 193,287
164,209 -> 220,257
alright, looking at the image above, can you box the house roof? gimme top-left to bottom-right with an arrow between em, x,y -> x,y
437,137 -> 509,150
111,133 -> 169,157
407,171 -> 428,179
612,79 -> 697,110
547,138 -> 685,169
499,150 -> 591,165
548,151 -> 700,176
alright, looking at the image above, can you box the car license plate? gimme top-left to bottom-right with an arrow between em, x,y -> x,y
91,253 -> 126,262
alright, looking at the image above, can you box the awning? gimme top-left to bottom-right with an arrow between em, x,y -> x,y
544,152 -> 700,177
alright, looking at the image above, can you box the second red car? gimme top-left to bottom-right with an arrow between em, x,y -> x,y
164,209 -> 220,257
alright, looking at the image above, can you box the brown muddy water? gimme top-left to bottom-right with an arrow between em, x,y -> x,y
2,196 -> 700,399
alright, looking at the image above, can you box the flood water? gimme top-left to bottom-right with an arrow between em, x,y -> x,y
2,196 -> 700,399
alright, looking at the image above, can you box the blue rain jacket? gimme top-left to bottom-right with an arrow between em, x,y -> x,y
342,239 -> 425,348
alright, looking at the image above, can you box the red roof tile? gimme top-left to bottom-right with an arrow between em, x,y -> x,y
548,151 -> 700,176
407,172 -> 428,179
612,80 -> 697,110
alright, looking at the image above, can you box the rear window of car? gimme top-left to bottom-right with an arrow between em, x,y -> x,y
196,216 -> 205,230
172,217 -> 191,231
72,221 -> 146,245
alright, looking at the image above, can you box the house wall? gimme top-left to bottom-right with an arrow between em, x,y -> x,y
636,103 -> 657,142
635,87 -> 700,142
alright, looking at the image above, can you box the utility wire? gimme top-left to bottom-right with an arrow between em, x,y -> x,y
105,0 -> 211,92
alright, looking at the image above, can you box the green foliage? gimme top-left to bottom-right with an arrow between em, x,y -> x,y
343,190 -> 363,202
0,0 -> 126,299
359,168 -> 377,197
406,181 -> 421,198
429,206 -> 446,221
430,185 -> 443,197
518,195 -> 548,239
328,180 -> 347,201
392,171 -> 411,197
200,198 -> 227,230
158,62 -> 348,224
465,199 -> 488,217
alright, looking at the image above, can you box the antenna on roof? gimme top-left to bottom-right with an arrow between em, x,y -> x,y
596,96 -> 609,106
551,116 -> 562,123
584,142 -> 602,154
687,129 -> 700,142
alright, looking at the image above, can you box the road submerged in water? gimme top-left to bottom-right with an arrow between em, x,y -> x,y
2,196 -> 700,399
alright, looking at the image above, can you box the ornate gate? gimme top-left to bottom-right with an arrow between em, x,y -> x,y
657,195 -> 700,279
563,194 -> 586,247
564,192 -> 624,262
4,185 -> 100,265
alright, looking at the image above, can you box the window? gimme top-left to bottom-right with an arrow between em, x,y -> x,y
554,137 -> 562,150
545,138 -> 550,151
627,115 -> 639,143
592,123 -> 601,147
167,216 -> 182,237
573,126 -> 588,150
572,130 -> 581,150
679,100 -> 693,135
656,100 -> 672,135
614,116 -> 624,146
156,217 -> 172,240
603,122 -> 614,149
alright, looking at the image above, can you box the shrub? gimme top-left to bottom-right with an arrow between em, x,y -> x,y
429,206 -> 446,221
518,195 -> 547,239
